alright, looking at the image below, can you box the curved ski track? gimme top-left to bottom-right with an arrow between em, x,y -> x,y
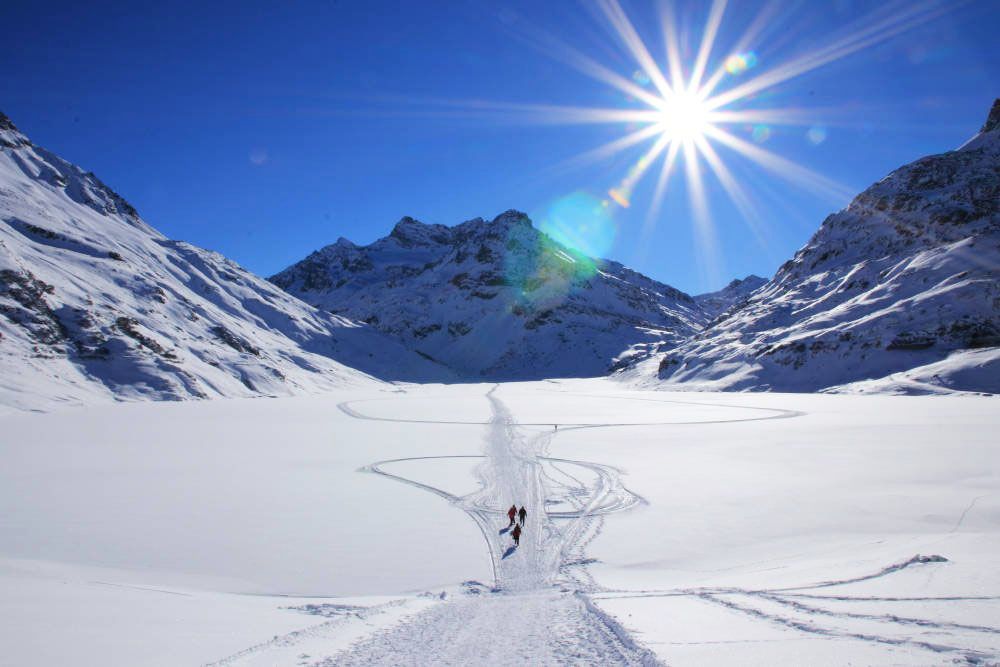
211,387 -> 998,665
312,387 -> 802,665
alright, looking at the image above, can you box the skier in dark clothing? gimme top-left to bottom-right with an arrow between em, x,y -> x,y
518,506 -> 527,526
511,523 -> 521,546
507,505 -> 517,527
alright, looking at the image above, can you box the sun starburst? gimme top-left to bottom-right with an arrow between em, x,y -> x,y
375,0 -> 952,284
656,91 -> 712,142
481,0 -> 951,282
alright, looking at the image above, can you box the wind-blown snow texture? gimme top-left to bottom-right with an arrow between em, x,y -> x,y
0,112 -> 445,411
633,99 -> 1000,394
270,211 -> 706,379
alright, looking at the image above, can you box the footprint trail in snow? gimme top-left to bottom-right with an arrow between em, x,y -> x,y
330,385 -> 658,665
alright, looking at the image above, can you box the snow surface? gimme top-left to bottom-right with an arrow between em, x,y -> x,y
2,380 -> 998,665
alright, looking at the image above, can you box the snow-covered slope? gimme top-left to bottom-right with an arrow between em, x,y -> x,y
635,99 -> 1000,394
0,112 -> 445,411
271,211 -> 706,379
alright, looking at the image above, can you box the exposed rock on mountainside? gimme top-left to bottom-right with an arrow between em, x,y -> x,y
0,112 -> 444,411
271,211 -> 706,379
635,99 -> 1000,394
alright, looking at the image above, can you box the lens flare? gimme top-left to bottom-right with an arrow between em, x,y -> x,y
632,70 -> 651,86
403,0 -> 951,281
608,188 -> 630,208
536,191 -> 618,259
724,51 -> 758,76
501,195 -> 609,312
807,126 -> 828,145
249,148 -> 268,166
751,124 -> 772,143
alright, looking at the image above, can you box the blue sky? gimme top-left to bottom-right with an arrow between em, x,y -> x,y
2,0 -> 997,294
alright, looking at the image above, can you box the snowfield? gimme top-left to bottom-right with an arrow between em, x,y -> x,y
2,381 -> 997,665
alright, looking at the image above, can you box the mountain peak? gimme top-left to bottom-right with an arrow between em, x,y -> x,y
0,110 -> 31,149
391,215 -> 421,233
727,274 -> 766,290
981,98 -> 1000,134
0,110 -> 17,132
491,209 -> 532,228
695,274 -> 768,319
389,215 -> 452,246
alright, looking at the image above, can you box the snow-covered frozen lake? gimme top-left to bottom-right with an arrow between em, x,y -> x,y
1,380 -> 997,665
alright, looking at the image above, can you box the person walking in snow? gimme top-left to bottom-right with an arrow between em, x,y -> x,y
518,506 -> 527,526
507,504 -> 517,527
511,523 -> 521,547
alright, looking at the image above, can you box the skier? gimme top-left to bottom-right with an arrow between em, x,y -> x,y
511,523 -> 521,547
507,504 -> 517,527
518,506 -> 527,526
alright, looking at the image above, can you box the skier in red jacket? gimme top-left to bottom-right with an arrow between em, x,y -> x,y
511,523 -> 522,547
507,505 -> 517,527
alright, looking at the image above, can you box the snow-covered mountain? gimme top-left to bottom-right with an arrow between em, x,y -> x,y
694,274 -> 767,320
6,95 -> 996,405
271,211 -> 706,379
0,112 -> 445,412
634,99 -> 1000,394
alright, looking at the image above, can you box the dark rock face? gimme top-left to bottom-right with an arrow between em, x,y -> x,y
0,110 -> 31,148
0,268 -> 67,350
210,325 -> 261,356
0,111 -> 16,132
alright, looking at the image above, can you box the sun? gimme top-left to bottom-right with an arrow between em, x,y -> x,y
495,0 -> 947,281
657,91 -> 712,143
408,0 -> 950,282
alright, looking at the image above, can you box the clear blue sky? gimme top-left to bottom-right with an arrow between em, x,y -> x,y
2,0 -> 997,294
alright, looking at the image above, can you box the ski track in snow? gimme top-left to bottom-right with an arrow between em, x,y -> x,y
323,384 -> 666,664
216,388 -> 998,664
337,391 -> 803,428
694,593 -> 995,664
312,387 -> 812,664
312,591 -> 660,667
204,600 -> 409,667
